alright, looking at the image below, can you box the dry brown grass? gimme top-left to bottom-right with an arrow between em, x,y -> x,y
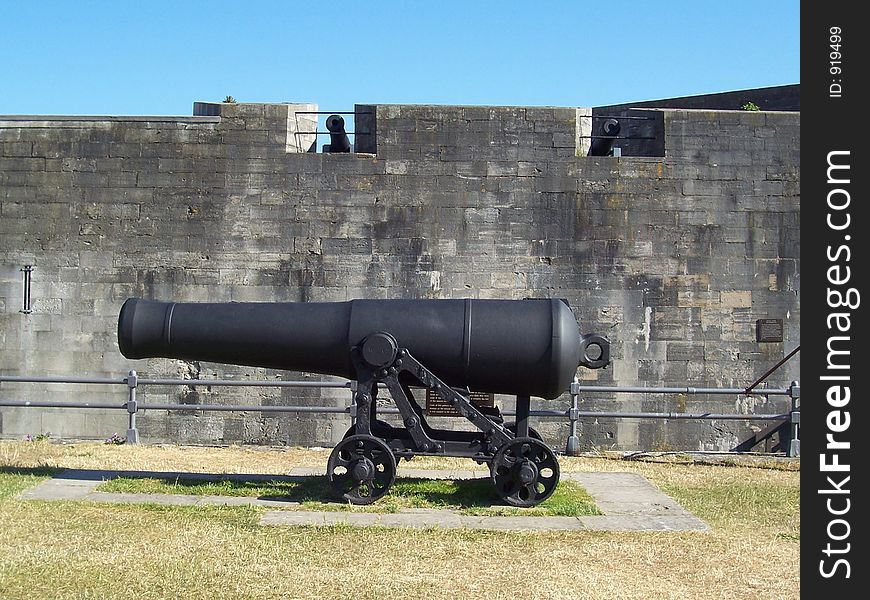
0,440 -> 800,599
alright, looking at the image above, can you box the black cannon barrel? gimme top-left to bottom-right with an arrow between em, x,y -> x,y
324,114 -> 351,153
118,298 -> 607,399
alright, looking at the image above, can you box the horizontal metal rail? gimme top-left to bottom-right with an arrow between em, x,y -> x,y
511,410 -> 789,421
0,374 -> 352,388
1,400 -> 126,410
142,404 -> 350,413
593,115 -> 656,120
574,385 -> 792,395
0,375 -> 126,385
0,400 -> 350,413
293,111 -> 371,115
136,378 -> 352,388
579,135 -> 657,140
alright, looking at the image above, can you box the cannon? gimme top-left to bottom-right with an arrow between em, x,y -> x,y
118,298 -> 609,507
588,117 -> 621,157
323,114 -> 351,153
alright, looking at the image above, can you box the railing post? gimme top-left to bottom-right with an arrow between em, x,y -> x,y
566,378 -> 581,456
348,380 -> 358,427
787,380 -> 800,457
125,370 -> 140,444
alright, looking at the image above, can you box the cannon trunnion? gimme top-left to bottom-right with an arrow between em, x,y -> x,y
118,298 -> 609,507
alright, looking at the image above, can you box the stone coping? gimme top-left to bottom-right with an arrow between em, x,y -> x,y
0,115 -> 221,123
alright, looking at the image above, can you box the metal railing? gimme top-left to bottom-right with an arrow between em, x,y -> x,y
0,370 -> 799,456
564,380 -> 799,457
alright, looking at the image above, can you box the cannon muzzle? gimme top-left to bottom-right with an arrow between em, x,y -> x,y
118,298 -> 608,399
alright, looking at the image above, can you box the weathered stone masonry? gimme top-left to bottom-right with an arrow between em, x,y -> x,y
0,100 -> 800,451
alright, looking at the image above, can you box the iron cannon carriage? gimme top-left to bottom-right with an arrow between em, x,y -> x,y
118,298 -> 609,507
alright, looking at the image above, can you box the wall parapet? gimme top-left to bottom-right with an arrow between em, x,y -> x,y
355,104 -> 592,159
193,101 -> 318,153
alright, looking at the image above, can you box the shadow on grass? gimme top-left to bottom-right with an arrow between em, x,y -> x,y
0,466 -> 62,501
102,473 -> 502,507
252,477 -> 502,508
390,477 -> 500,508
0,466 -> 60,478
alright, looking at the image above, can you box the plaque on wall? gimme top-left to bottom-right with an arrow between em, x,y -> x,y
756,319 -> 784,343
425,389 -> 495,417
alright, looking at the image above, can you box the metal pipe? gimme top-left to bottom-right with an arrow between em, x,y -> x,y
140,404 -> 351,414
365,408 -> 788,421
574,385 -> 792,395
0,375 -> 353,388
0,399 -> 351,414
555,411 -> 788,421
0,400 -> 127,409
580,135 -> 657,140
0,375 -> 126,385
593,115 -> 656,120
504,409 -> 787,420
294,111 -> 372,115
295,130 -> 359,136
135,378 -> 352,388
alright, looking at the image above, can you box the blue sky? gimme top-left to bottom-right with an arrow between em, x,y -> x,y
2,1 -> 799,116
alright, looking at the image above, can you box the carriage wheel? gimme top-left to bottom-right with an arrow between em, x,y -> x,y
327,434 -> 396,505
490,437 -> 560,507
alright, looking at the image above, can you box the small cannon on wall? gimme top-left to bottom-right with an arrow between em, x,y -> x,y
323,114 -> 351,153
588,118 -> 621,157
118,298 -> 609,507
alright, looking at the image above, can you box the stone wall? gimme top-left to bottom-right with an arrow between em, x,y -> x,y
0,101 -> 800,451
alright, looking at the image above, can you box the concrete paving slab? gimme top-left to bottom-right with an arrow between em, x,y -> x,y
17,468 -> 709,532
193,495 -> 301,508
89,492 -> 200,506
577,514 -> 710,532
571,472 -> 688,515
17,469 -> 111,501
259,510 -> 586,531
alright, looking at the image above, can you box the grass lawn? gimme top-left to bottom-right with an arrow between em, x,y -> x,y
0,440 -> 799,600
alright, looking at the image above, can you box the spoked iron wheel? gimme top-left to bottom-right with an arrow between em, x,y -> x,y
327,434 -> 397,505
491,437 -> 560,507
